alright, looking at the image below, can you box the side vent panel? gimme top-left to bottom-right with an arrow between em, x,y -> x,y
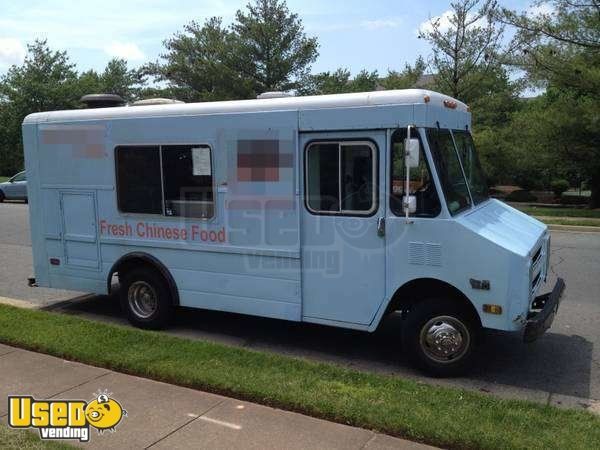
408,242 -> 442,267
408,242 -> 425,265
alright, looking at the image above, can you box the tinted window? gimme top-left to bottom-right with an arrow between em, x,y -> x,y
390,129 -> 440,217
306,143 -> 339,212
161,145 -> 214,218
426,128 -> 471,215
341,144 -> 374,212
116,146 -> 162,214
306,141 -> 376,215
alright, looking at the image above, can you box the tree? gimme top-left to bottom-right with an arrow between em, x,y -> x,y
297,68 -> 378,96
78,59 -> 144,102
0,42 -> 143,175
419,0 -> 503,103
145,17 -> 252,102
0,40 -> 80,174
232,0 -> 319,93
297,68 -> 352,95
148,0 -> 318,101
380,56 -> 427,90
497,1 -> 600,206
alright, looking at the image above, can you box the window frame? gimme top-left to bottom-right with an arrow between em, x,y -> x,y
388,128 -> 441,219
304,139 -> 379,217
114,143 -> 216,220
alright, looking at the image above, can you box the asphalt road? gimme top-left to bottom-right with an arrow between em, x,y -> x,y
1,201 -> 599,406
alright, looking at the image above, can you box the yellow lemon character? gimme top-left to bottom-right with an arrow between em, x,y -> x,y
85,394 -> 126,433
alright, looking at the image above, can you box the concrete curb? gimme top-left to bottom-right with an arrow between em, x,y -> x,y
0,296 -> 40,309
548,224 -> 600,233
0,294 -> 95,310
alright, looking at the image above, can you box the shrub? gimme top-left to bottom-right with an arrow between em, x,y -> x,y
551,179 -> 570,198
560,195 -> 589,205
506,189 -> 538,203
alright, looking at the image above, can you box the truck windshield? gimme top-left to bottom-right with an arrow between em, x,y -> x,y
426,128 -> 489,215
426,128 -> 472,215
452,130 -> 489,205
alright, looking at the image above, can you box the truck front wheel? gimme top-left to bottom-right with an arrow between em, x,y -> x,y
119,267 -> 174,330
402,298 -> 480,377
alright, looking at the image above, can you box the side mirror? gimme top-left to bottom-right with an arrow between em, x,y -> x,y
403,195 -> 417,214
405,138 -> 420,168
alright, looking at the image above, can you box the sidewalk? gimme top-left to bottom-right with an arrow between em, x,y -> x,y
0,343 -> 436,449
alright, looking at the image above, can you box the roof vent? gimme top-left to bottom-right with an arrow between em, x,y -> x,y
131,98 -> 185,106
257,91 -> 294,100
80,94 -> 125,108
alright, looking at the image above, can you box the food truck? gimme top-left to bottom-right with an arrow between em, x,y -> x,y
22,89 -> 565,375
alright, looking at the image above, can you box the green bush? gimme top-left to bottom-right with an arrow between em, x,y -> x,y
560,195 -> 589,205
551,179 -> 570,198
506,189 -> 538,203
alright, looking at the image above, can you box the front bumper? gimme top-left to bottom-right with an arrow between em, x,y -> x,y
523,278 -> 566,343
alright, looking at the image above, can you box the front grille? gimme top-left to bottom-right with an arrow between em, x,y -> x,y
531,272 -> 541,295
532,246 -> 542,268
529,239 -> 546,299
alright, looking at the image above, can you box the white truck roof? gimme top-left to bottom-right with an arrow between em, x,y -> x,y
23,89 -> 467,124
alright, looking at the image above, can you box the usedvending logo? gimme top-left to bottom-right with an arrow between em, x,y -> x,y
8,390 -> 127,442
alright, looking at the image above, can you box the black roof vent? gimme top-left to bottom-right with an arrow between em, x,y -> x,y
80,94 -> 125,108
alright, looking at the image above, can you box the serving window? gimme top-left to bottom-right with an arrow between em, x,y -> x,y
115,144 -> 214,219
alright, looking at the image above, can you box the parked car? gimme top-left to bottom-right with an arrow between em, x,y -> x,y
0,171 -> 28,202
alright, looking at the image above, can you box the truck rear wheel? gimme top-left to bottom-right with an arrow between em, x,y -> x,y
401,298 -> 480,377
119,267 -> 174,330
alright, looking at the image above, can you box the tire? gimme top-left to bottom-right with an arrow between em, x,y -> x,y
0,191 -> 4,202
119,267 -> 174,330
401,298 -> 480,377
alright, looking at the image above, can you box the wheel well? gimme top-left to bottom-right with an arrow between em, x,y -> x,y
385,278 -> 481,326
107,253 -> 180,305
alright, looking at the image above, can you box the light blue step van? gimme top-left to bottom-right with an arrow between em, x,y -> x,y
22,89 -> 564,375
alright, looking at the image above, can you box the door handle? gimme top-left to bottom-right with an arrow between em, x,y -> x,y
377,217 -> 385,237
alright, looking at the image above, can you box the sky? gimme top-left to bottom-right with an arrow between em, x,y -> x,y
0,0 -> 537,77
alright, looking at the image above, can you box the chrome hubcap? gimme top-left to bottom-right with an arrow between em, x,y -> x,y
128,281 -> 158,319
419,315 -> 470,363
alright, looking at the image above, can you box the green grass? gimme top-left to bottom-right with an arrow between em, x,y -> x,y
0,176 -> 9,183
0,423 -> 72,449
515,206 -> 600,219
541,218 -> 600,227
0,305 -> 599,450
